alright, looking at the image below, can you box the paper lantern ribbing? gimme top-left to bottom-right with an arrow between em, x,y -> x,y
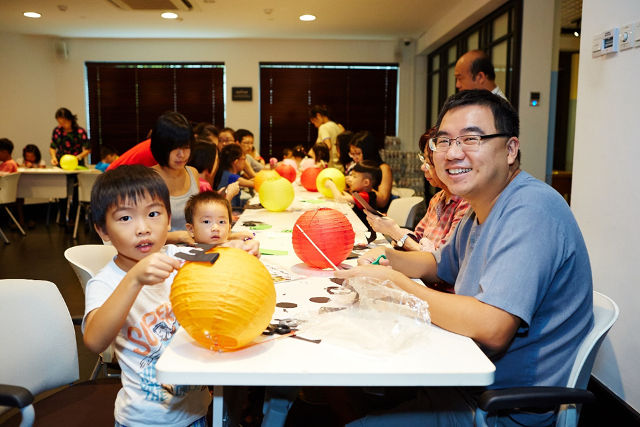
259,177 -> 294,212
170,247 -> 276,351
292,208 -> 355,269
253,169 -> 280,191
300,167 -> 322,192
59,154 -> 78,171
275,163 -> 297,183
316,168 -> 345,198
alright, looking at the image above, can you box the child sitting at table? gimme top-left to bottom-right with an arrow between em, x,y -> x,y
0,138 -> 19,174
82,165 -> 211,427
18,144 -> 46,168
324,160 -> 381,207
95,145 -> 119,172
214,144 -> 254,210
184,191 -> 259,254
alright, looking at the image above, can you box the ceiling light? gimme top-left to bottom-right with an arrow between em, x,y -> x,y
299,14 -> 316,22
573,31 -> 580,37
23,11 -> 42,18
161,12 -> 178,19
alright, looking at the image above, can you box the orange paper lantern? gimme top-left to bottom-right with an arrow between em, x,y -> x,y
275,163 -> 297,183
292,208 -> 355,269
301,167 -> 322,192
254,169 -> 280,191
170,247 -> 276,351
316,168 -> 345,198
259,177 -> 294,212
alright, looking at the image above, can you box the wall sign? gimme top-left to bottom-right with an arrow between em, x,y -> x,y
232,87 -> 253,101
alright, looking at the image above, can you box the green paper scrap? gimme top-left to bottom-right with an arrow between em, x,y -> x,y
250,224 -> 272,230
281,229 -> 292,233
301,199 -> 326,204
260,248 -> 288,256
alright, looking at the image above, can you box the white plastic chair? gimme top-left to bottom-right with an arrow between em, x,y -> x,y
73,172 -> 100,240
0,173 -> 27,244
391,187 -> 415,198
386,196 -> 424,228
0,279 -> 120,426
475,291 -> 619,427
64,244 -> 118,379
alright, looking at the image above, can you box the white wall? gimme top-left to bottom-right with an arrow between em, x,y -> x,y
0,35 -> 416,160
572,0 -> 640,413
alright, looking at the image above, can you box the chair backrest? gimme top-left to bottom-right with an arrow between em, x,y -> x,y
0,173 -> 20,204
386,196 -> 424,228
64,244 -> 117,293
0,280 -> 79,397
77,172 -> 100,203
391,187 -> 415,198
557,291 -> 619,427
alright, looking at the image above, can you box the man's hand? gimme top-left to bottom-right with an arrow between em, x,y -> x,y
365,211 -> 401,238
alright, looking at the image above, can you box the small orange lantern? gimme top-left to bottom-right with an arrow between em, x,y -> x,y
254,169 -> 280,191
301,167 -> 322,192
275,163 -> 297,183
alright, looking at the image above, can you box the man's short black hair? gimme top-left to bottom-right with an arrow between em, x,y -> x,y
184,191 -> 231,225
150,111 -> 194,166
0,138 -> 14,154
436,90 -> 519,161
352,159 -> 382,189
234,129 -> 254,143
470,51 -> 496,81
90,165 -> 170,232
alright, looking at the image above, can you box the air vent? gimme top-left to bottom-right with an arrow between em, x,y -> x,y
107,0 -> 194,11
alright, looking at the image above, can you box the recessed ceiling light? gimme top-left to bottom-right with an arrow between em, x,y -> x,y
299,14 -> 316,22
23,11 -> 42,18
161,12 -> 178,19
573,31 -> 580,37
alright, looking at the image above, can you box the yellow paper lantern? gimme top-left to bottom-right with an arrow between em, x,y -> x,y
254,169 -> 280,191
59,154 -> 78,171
259,177 -> 294,212
170,247 -> 276,351
316,168 -> 345,198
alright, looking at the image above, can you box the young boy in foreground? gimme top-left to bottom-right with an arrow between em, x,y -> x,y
82,165 -> 211,427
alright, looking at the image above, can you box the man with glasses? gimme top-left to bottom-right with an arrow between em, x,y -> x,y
337,90 -> 593,426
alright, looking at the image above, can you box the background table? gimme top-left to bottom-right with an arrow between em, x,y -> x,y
156,182 -> 495,426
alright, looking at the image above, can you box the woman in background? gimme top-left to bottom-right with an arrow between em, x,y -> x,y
49,107 -> 90,166
150,111 -> 200,244
309,105 -> 344,169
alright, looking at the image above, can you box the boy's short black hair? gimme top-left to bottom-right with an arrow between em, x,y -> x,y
352,160 -> 382,189
91,165 -> 170,232
184,191 -> 232,225
234,129 -> 254,143
100,145 -> 118,160
188,142 -> 218,174
150,111 -> 194,166
0,138 -> 14,154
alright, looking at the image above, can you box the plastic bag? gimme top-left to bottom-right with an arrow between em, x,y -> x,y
299,276 -> 431,355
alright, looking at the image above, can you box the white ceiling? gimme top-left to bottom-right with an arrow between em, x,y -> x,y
0,0 -> 462,41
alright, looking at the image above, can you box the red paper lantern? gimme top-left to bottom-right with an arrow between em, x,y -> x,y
275,163 -> 296,183
292,208 -> 355,269
300,167 -> 322,192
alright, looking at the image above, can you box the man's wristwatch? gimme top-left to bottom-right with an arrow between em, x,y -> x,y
396,233 -> 411,248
